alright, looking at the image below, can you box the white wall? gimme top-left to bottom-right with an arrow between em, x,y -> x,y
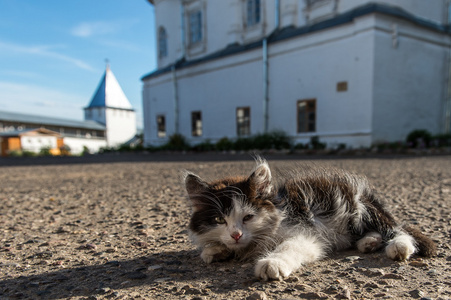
268,13 -> 376,148
143,13 -> 377,148
21,136 -> 57,153
371,15 -> 450,142
155,0 -> 183,68
145,0 -> 450,148
85,107 -> 106,125
154,0 -> 447,70
105,109 -> 137,147
64,137 -> 107,154
338,0 -> 447,24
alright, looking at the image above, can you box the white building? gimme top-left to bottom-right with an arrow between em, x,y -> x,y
85,65 -> 137,147
142,0 -> 451,148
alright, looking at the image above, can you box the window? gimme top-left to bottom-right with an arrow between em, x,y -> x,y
297,99 -> 316,133
336,81 -> 348,92
158,27 -> 167,58
189,10 -> 203,45
236,107 -> 250,136
246,0 -> 261,27
191,111 -> 202,137
157,115 -> 166,138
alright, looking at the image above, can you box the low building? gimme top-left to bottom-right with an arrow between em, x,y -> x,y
0,111 -> 107,156
0,66 -> 137,156
0,128 -> 63,156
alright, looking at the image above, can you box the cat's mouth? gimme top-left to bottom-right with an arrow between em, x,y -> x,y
225,239 -> 249,249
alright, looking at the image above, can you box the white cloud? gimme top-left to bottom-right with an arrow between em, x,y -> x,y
71,19 -> 139,38
71,21 -> 117,37
0,40 -> 95,72
0,81 -> 86,120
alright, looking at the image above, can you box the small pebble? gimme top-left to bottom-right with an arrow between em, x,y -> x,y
247,291 -> 268,300
345,256 -> 361,262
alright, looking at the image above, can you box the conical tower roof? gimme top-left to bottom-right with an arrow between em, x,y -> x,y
86,66 -> 133,110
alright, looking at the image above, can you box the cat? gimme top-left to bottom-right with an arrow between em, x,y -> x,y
184,157 -> 436,280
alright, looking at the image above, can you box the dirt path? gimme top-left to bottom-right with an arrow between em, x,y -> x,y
0,155 -> 450,299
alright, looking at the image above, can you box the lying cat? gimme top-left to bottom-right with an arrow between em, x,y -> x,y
184,157 -> 436,280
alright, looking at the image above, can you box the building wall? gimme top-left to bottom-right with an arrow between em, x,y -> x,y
155,0 -> 182,68
371,15 -> 451,143
85,107 -> 106,125
339,0 -> 447,24
105,109 -> 137,146
144,13 -> 378,148
268,13 -> 376,148
155,0 -> 447,70
20,135 -> 57,153
63,136 -> 107,155
145,0 -> 450,148
1,137 -> 21,156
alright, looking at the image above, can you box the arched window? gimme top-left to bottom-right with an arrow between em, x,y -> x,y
246,0 -> 261,27
158,27 -> 168,58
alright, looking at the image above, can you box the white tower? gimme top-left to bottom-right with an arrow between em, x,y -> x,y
84,65 -> 137,147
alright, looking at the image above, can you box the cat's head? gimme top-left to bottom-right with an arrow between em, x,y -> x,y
185,158 -> 281,253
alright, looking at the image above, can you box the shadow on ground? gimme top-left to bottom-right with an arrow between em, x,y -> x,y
0,250 -> 208,299
0,248 -> 401,299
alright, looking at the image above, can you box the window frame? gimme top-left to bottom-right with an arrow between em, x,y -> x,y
158,27 -> 168,58
191,111 -> 202,137
246,0 -> 261,28
188,10 -> 203,46
236,107 -> 251,137
156,114 -> 166,138
297,99 -> 316,133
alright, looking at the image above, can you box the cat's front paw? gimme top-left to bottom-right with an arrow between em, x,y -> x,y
255,258 -> 291,281
200,246 -> 231,264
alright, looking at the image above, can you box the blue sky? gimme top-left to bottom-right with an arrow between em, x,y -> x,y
0,0 -> 156,129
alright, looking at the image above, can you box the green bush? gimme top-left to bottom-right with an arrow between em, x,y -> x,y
432,133 -> 451,147
60,144 -> 71,156
39,146 -> 52,156
253,131 -> 291,150
162,133 -> 191,151
406,129 -> 432,148
233,137 -> 254,151
294,143 -> 308,150
216,137 -> 233,151
117,144 -> 132,152
310,136 -> 326,150
8,150 -> 23,157
192,139 -> 215,151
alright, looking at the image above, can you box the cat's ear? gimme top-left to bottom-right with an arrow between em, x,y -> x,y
184,172 -> 210,211
185,172 -> 209,196
249,157 -> 273,197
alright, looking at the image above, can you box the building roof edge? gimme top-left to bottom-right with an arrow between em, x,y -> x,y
141,2 -> 450,81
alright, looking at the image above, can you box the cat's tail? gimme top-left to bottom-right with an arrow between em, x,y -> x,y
402,225 -> 437,258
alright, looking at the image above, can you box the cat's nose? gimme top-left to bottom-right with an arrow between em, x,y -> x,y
231,232 -> 242,241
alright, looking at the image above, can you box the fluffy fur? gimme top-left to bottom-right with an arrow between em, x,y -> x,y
184,158 -> 436,280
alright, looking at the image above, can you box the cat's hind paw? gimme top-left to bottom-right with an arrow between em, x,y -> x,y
385,234 -> 416,261
255,258 -> 291,281
357,232 -> 383,253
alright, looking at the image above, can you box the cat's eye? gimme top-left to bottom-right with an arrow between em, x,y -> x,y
214,216 -> 226,224
243,214 -> 254,222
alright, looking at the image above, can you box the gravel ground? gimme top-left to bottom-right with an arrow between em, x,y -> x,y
0,154 -> 450,300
